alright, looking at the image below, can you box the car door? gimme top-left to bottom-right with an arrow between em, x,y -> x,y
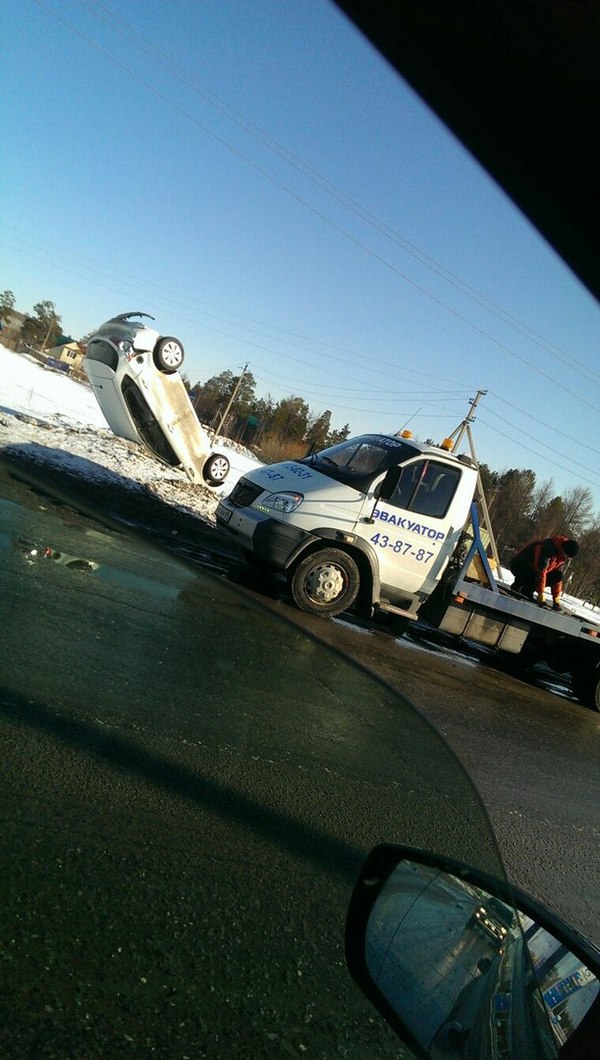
357,458 -> 463,597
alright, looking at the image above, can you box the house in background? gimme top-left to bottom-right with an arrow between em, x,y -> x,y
45,338 -> 85,372
1,309 -> 87,377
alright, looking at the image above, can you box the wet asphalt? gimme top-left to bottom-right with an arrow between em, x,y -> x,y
1,454 -> 599,1058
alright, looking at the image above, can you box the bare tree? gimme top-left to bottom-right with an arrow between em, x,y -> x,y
561,486 -> 595,537
530,478 -> 555,531
567,524 -> 600,604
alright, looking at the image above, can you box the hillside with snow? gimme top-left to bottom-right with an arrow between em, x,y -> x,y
0,343 -> 261,526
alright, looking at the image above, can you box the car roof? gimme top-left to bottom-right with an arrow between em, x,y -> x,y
334,1 -> 599,301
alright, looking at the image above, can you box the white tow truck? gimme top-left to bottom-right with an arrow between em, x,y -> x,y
216,431 -> 600,711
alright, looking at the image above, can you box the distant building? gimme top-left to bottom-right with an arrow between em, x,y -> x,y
45,340 -> 85,372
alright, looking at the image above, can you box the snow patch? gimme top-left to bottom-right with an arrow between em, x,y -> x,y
0,343 -> 262,525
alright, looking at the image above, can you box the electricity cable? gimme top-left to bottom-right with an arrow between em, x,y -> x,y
30,0 -> 600,412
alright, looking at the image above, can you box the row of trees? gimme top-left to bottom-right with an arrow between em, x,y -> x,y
0,290 -> 65,349
186,368 -> 350,459
479,465 -> 600,602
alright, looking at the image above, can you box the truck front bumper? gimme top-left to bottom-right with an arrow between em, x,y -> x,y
216,501 -> 315,570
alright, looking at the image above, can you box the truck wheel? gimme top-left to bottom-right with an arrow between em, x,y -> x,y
202,454 -> 230,485
153,336 -> 184,373
290,548 -> 359,617
571,667 -> 600,712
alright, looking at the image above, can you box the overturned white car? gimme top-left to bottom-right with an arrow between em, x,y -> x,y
84,312 -> 229,486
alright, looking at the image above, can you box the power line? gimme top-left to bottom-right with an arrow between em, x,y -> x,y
248,362 -> 465,399
477,416 -> 600,490
74,0 -> 600,387
488,392 -> 600,457
481,407 -> 600,480
1,227 -> 474,389
30,0 -> 600,412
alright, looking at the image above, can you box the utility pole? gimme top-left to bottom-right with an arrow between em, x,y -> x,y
446,389 -> 501,571
213,364 -> 249,440
448,389 -> 487,451
40,317 -> 57,353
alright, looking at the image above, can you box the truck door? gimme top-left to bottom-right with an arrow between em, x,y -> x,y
356,458 -> 462,597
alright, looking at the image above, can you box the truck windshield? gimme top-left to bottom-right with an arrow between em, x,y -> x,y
301,434 -> 418,492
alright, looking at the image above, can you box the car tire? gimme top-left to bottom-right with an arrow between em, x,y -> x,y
203,453 -> 230,486
290,548 -> 359,617
153,336 -> 184,373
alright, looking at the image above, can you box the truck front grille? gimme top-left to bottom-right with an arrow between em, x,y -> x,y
229,479 -> 265,508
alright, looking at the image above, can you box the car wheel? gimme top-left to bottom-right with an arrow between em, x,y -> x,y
290,548 -> 359,617
203,453 -> 230,485
153,336 -> 184,373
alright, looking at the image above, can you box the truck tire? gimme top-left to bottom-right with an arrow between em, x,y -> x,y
571,666 -> 600,712
290,548 -> 359,617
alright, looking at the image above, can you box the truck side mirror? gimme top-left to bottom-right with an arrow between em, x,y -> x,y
376,467 -> 401,501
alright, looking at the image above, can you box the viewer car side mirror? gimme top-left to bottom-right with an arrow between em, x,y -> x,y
345,845 -> 600,1059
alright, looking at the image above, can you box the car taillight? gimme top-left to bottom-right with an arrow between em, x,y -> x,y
107,335 -> 133,356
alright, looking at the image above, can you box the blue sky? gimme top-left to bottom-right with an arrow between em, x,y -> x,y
3,0 -> 599,511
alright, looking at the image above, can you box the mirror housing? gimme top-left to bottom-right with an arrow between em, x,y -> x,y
376,466 -> 401,502
346,845 -> 600,1059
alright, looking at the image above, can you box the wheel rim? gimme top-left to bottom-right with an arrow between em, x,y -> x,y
209,457 -> 229,481
304,561 -> 346,604
161,341 -> 183,368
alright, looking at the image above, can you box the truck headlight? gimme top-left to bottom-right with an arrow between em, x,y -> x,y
262,491 -> 304,513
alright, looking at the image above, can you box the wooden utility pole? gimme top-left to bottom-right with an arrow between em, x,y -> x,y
40,317 -> 57,353
212,364 -> 249,439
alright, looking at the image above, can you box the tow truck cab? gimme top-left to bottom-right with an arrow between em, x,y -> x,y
216,433 -> 478,618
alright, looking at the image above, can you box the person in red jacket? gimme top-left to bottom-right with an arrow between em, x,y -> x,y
509,536 -> 579,611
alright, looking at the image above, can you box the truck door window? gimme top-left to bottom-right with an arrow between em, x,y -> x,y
389,461 -> 460,518
387,463 -> 420,508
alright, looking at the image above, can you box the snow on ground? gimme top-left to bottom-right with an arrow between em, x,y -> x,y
0,344 -> 262,526
1,346 -> 108,428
